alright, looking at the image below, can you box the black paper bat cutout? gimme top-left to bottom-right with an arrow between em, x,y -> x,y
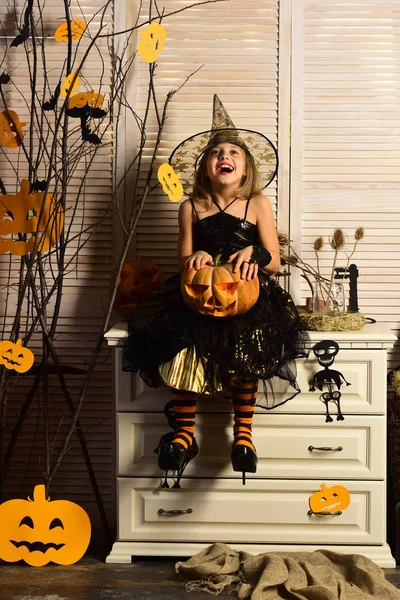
42,82 -> 61,112
10,0 -> 34,47
31,180 -> 48,193
80,116 -> 101,145
0,72 -> 10,86
66,104 -> 107,145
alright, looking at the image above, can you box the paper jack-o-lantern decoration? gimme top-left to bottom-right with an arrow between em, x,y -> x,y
0,339 -> 34,373
138,22 -> 167,63
113,258 -> 166,320
0,110 -> 26,148
61,72 -> 80,98
0,484 -> 91,566
0,179 -> 64,256
54,18 -> 87,42
181,257 -> 260,317
68,90 -> 104,109
158,163 -> 183,203
309,483 -> 350,516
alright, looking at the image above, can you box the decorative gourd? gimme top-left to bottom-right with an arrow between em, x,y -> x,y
61,73 -> 80,98
181,255 -> 260,317
0,339 -> 34,373
0,110 -> 26,148
0,180 -> 64,256
309,483 -> 350,515
138,23 -> 167,63
68,90 -> 104,109
157,163 -> 183,202
0,484 -> 91,566
54,18 -> 86,42
113,258 -> 166,319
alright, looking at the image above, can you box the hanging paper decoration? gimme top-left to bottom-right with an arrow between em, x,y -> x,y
61,72 -> 80,98
138,22 -> 167,63
54,18 -> 87,42
10,0 -> 33,47
42,82 -> 61,112
0,110 -> 26,148
309,483 -> 350,517
0,484 -> 91,566
68,90 -> 104,109
0,339 -> 34,373
0,179 -> 64,256
157,163 -> 184,202
309,340 -> 351,422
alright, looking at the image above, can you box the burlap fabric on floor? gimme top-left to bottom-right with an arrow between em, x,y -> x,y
175,543 -> 400,599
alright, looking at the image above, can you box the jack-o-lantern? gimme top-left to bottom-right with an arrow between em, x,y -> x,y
68,90 -> 104,109
157,163 -> 183,202
181,256 -> 260,317
0,339 -> 34,373
138,22 -> 167,63
112,258 -> 166,319
309,483 -> 350,516
61,72 -> 80,98
54,18 -> 87,42
0,484 -> 91,566
0,179 -> 64,256
0,110 -> 26,148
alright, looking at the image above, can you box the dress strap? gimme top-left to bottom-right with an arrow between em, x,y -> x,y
212,196 -> 238,213
243,197 -> 251,221
189,198 -> 200,222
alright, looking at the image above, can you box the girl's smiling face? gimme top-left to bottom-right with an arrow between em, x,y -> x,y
206,142 -> 246,188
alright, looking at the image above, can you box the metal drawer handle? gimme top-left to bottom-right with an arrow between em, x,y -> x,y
158,508 -> 193,515
308,445 -> 343,452
308,510 -> 343,517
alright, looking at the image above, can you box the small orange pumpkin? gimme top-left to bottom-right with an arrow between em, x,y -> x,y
309,483 -> 350,515
112,258 -> 166,319
54,18 -> 86,42
0,110 -> 26,148
181,256 -> 260,317
0,484 -> 91,566
0,180 -> 64,256
0,338 -> 34,373
157,163 -> 183,202
68,90 -> 104,109
61,72 -> 80,98
138,22 -> 167,63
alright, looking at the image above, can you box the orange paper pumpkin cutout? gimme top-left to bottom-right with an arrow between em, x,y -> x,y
61,72 -> 80,98
0,484 -> 91,566
0,339 -> 34,373
0,180 -> 64,256
138,23 -> 167,63
309,483 -> 350,516
0,110 -> 26,148
113,258 -> 166,319
54,18 -> 86,42
181,259 -> 260,318
68,90 -> 104,109
157,163 -> 183,202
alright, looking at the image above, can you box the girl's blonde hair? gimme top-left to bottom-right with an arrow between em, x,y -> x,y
191,145 -> 262,206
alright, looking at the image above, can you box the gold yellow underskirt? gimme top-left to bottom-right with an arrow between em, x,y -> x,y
159,346 -> 222,395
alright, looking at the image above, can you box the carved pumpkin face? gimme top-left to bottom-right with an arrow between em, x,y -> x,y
138,23 -> 167,63
157,163 -> 183,202
0,110 -> 26,148
0,484 -> 91,566
0,180 -> 64,256
309,483 -> 350,515
0,339 -> 34,373
61,72 -> 80,98
68,90 -> 104,109
181,260 -> 260,317
54,18 -> 86,42
113,258 -> 165,320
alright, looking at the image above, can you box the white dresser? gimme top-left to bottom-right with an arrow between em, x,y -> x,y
105,322 -> 396,567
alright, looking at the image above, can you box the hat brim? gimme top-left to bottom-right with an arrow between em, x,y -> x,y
169,127 -> 278,196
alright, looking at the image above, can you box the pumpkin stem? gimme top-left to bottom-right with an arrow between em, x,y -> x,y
214,253 -> 222,267
320,483 -> 327,491
32,484 -> 50,503
16,339 -> 23,347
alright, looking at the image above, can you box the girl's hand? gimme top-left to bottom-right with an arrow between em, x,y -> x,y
185,251 -> 214,271
228,246 -> 258,280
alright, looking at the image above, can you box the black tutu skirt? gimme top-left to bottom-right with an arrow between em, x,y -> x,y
122,271 -> 310,410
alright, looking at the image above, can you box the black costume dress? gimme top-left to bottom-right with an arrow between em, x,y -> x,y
123,198 -> 309,409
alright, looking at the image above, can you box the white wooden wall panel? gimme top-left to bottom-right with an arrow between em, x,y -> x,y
292,0 -> 400,370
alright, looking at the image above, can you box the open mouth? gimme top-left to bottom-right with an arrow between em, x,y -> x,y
0,232 -> 42,244
203,301 -> 236,315
1,355 -> 21,366
216,164 -> 234,175
10,540 -> 65,553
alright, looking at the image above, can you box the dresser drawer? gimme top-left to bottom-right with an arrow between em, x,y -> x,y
118,413 -> 385,480
117,478 -> 385,545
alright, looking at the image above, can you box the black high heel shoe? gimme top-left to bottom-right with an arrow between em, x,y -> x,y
154,433 -> 199,489
231,444 -> 258,485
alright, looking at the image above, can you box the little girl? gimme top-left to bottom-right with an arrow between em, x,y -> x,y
123,96 -> 308,487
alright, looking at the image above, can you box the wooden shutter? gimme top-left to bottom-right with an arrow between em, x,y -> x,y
0,1 -> 114,527
291,0 -> 400,370
133,0 -> 286,276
